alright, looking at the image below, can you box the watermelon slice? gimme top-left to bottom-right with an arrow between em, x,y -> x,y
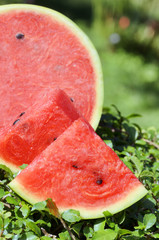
0,88 -> 80,173
0,4 -> 103,131
9,118 -> 147,219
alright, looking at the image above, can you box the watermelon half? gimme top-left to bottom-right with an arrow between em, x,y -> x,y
9,118 -> 147,219
0,88 -> 80,172
0,4 -> 103,131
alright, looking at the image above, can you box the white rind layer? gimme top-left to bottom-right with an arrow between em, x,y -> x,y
0,157 -> 20,173
9,179 -> 147,219
0,4 -> 103,130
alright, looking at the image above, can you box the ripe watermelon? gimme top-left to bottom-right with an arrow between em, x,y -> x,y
0,88 -> 79,173
0,4 -> 103,131
9,118 -> 147,219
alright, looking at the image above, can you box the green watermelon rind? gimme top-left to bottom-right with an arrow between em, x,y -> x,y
0,156 -> 20,173
9,179 -> 147,219
0,4 -> 103,130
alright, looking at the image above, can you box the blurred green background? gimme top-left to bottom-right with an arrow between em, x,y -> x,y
0,0 -> 159,129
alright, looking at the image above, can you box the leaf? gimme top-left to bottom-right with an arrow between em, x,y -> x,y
62,209 -> 81,223
20,231 -> 39,240
4,233 -> 13,239
72,222 -> 84,236
26,221 -> 41,236
19,164 -> 28,170
130,156 -> 143,176
122,158 -> 134,172
35,219 -> 51,227
111,104 -> 122,117
83,226 -> 94,238
0,189 -> 5,198
3,211 -> 11,219
14,219 -> 24,228
14,206 -> 23,218
104,140 -> 113,148
123,123 -> 138,141
0,202 -> 4,212
12,228 -> 23,234
153,162 -> 159,172
153,233 -> 159,239
118,229 -> 132,236
94,219 -> 106,232
6,196 -> 19,205
0,216 -> 3,231
3,217 -> 10,228
103,210 -> 112,218
135,140 -> 147,146
58,231 -> 71,240
20,204 -> 30,218
92,229 -> 117,240
12,235 -> 21,240
140,170 -> 154,178
143,213 -> 157,230
31,201 -> 47,211
152,184 -> 159,197
126,113 -> 142,119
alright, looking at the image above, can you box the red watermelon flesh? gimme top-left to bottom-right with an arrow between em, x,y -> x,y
9,118 -> 147,219
0,4 -> 103,131
0,88 -> 80,172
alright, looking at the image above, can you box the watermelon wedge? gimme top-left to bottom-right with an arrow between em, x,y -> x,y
0,4 -> 103,131
9,118 -> 147,219
0,88 -> 80,173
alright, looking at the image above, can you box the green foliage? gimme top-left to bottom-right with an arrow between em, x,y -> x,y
83,0 -> 159,129
62,210 -> 81,223
0,106 -> 158,239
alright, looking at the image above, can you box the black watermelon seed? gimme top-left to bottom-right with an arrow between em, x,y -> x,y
54,138 -> 57,141
96,179 -> 103,185
72,165 -> 78,168
16,33 -> 25,39
70,98 -> 74,102
13,119 -> 20,126
19,112 -> 25,117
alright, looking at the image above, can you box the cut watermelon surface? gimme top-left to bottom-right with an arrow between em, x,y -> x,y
0,4 -> 103,131
0,88 -> 80,173
9,118 -> 147,219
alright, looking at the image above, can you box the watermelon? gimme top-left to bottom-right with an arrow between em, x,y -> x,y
0,88 -> 80,173
9,118 -> 147,219
0,4 -> 103,131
